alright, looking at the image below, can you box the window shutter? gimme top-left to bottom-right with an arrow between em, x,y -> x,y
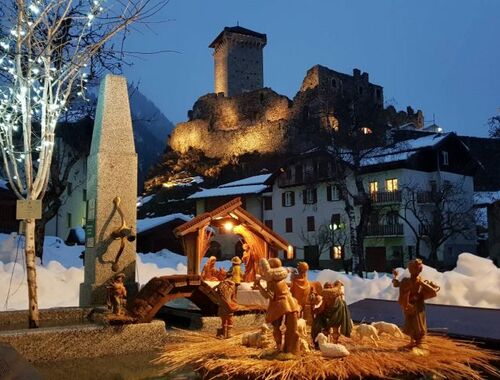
282,192 -> 286,207
303,189 -> 307,204
291,191 -> 295,206
327,185 -> 332,201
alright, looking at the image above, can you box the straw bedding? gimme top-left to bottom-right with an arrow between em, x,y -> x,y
156,327 -> 499,380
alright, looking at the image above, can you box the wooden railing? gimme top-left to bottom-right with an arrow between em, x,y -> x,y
366,223 -> 404,236
370,191 -> 402,204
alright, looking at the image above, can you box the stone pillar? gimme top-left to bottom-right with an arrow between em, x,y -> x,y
80,75 -> 138,307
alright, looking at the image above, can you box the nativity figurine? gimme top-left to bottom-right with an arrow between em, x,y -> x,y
392,259 -> 440,353
242,243 -> 258,282
254,258 -> 301,355
311,280 -> 352,348
107,272 -> 127,315
213,279 -> 239,339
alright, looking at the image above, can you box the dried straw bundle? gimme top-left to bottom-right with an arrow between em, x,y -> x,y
155,328 -> 499,380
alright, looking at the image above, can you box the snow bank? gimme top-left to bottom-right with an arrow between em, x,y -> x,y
1,233 -> 499,311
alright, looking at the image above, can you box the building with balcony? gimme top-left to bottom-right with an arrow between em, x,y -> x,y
189,133 -> 479,271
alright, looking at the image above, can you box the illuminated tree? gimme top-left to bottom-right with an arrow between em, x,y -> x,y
0,0 -> 167,327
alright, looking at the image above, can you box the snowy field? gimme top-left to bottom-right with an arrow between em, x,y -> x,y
1,232 -> 499,311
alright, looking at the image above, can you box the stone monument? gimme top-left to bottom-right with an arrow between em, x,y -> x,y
80,75 -> 138,306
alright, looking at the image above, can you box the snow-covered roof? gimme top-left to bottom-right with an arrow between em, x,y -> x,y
189,184 -> 269,199
137,213 -> 192,234
189,174 -> 272,200
219,173 -> 271,188
474,191 -> 500,206
360,133 -> 450,167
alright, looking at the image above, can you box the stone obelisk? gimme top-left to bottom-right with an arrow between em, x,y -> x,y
80,75 -> 138,306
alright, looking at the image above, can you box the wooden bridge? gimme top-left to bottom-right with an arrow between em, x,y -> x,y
127,274 -> 266,323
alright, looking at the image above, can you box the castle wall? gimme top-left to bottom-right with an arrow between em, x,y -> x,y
170,119 -> 288,158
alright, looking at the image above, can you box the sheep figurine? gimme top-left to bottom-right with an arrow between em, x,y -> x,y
371,321 -> 404,338
314,332 -> 350,358
352,323 -> 379,347
241,324 -> 271,348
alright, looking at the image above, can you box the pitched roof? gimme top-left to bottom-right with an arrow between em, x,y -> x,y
209,26 -> 267,48
174,197 -> 289,252
189,173 -> 272,200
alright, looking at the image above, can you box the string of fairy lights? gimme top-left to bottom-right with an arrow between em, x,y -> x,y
0,0 -> 105,198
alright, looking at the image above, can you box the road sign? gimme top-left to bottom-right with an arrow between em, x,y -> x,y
16,200 -> 42,220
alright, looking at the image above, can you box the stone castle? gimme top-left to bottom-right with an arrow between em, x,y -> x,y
169,26 -> 423,158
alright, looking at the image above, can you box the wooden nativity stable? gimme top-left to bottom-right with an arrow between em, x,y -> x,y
173,197 -> 293,276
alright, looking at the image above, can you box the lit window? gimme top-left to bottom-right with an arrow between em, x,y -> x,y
331,246 -> 343,260
360,127 -> 372,135
442,151 -> 449,165
369,181 -> 378,194
386,178 -> 398,192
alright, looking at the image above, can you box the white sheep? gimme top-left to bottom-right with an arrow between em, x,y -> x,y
371,321 -> 404,338
241,324 -> 271,348
352,323 -> 379,347
314,332 -> 350,358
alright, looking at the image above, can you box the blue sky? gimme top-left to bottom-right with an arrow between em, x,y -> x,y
124,0 -> 500,137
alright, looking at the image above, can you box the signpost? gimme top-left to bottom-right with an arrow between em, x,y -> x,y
16,200 -> 42,220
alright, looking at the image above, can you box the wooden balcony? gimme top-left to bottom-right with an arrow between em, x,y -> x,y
417,191 -> 435,204
366,223 -> 404,237
370,191 -> 402,204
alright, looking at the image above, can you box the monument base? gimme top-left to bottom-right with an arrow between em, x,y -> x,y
0,313 -> 167,363
79,281 -> 138,307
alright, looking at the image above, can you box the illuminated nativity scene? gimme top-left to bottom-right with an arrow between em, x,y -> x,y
139,198 -> 500,380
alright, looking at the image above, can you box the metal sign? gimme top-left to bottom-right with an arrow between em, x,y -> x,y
16,200 -> 42,220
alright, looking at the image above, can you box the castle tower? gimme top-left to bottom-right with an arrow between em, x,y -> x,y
209,26 -> 267,97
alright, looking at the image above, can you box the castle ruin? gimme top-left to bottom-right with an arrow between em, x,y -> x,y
169,26 -> 424,159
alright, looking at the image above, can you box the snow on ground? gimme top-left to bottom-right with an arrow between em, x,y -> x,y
1,233 -> 499,311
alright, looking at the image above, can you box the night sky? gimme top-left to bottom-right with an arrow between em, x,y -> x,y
123,0 -> 500,137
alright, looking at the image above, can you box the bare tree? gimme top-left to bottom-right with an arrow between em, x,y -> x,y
488,110 -> 500,138
397,181 -> 476,264
0,0 -> 168,328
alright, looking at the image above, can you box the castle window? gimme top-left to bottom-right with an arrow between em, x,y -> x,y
376,88 -> 381,100
331,78 -> 337,88
358,86 -> 364,95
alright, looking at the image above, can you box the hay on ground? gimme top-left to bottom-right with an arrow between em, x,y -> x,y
155,328 -> 499,380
